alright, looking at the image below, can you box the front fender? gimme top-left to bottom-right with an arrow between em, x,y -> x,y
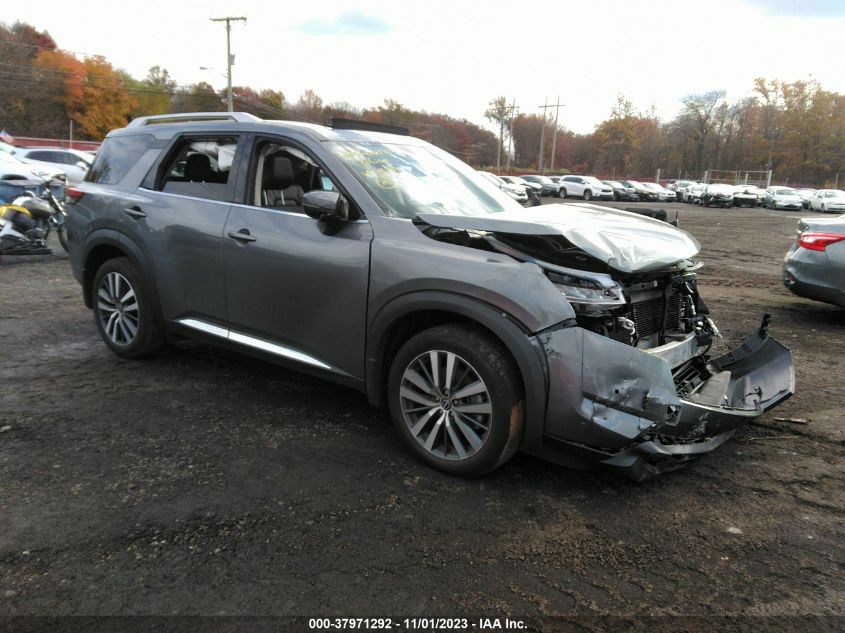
366,291 -> 556,453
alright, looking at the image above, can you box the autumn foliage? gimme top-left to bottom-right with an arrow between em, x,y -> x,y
1,21 -> 843,186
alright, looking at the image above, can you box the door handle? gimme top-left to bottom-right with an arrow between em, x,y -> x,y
228,229 -> 256,243
123,206 -> 147,219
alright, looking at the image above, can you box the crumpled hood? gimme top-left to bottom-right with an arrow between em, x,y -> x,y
416,203 -> 700,273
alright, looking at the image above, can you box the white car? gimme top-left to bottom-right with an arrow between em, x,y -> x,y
13,147 -> 94,184
478,171 -> 528,203
559,175 -> 611,200
809,189 -> 845,213
764,186 -> 803,210
0,149 -> 66,182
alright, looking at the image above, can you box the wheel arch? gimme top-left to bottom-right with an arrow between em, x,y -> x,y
366,292 -> 550,452
81,230 -> 161,317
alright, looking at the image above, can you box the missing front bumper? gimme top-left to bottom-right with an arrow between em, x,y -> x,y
536,319 -> 795,479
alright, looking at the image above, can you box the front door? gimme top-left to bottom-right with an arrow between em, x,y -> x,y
222,136 -> 373,380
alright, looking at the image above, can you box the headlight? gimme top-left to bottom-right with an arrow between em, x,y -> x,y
548,271 -> 626,306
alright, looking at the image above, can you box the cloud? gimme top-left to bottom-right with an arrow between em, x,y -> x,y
294,11 -> 391,36
744,0 -> 845,16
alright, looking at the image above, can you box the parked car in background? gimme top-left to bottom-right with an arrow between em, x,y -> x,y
744,185 -> 766,205
683,183 -> 706,204
519,174 -> 559,197
641,182 -> 672,201
667,180 -> 695,198
700,184 -> 735,207
0,149 -> 66,182
558,175 -> 611,200
478,171 -> 528,203
732,185 -> 759,208
619,180 -> 656,201
501,175 -> 542,196
764,186 -> 803,210
796,188 -> 817,209
784,214 -> 845,307
13,147 -> 94,185
809,189 -> 845,213
603,180 -> 639,201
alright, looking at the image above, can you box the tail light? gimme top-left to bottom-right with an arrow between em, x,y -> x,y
796,232 -> 845,251
65,186 -> 85,203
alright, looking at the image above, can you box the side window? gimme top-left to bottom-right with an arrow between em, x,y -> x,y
248,138 -> 341,212
157,136 -> 239,202
28,151 -> 53,161
87,134 -> 157,185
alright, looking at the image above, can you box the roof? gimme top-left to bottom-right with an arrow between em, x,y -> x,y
114,112 -> 424,146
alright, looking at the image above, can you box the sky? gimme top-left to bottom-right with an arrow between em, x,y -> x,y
5,0 -> 845,134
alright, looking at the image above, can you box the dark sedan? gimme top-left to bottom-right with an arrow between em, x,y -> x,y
783,214 -> 845,307
700,184 -> 735,208
604,180 -> 639,201
620,180 -> 657,201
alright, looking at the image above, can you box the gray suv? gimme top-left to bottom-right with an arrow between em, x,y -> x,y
65,112 -> 794,480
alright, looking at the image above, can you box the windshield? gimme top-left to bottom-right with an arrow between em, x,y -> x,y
330,141 -> 522,218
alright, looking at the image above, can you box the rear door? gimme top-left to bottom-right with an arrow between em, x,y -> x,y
222,135 -> 373,380
130,132 -> 246,324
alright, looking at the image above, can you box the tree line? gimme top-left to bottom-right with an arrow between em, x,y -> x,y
0,22 -> 500,165
2,22 -> 843,187
490,81 -> 845,187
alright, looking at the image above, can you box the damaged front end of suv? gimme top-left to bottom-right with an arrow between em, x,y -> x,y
415,204 -> 794,480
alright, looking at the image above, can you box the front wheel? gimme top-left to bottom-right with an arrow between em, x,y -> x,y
583,190 -> 592,200
92,257 -> 167,358
559,188 -> 567,199
387,325 -> 524,477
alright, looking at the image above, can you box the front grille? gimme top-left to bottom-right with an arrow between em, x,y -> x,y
631,294 -> 681,338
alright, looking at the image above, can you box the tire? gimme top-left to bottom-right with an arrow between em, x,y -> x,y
559,188 -> 567,199
92,257 -> 166,358
387,324 -> 525,477
583,190 -> 592,201
57,224 -> 68,252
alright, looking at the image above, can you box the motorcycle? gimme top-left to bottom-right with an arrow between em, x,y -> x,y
0,179 -> 68,255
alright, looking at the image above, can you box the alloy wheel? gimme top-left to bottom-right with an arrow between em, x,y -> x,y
398,350 -> 492,461
97,272 -> 139,346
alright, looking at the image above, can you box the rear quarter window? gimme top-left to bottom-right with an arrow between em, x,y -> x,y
86,134 -> 157,185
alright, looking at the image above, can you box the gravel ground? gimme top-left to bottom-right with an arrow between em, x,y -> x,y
0,201 -> 843,625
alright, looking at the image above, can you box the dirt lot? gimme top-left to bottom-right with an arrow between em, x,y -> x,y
1,201 -> 843,625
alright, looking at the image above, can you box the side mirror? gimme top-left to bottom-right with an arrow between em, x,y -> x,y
303,190 -> 352,234
77,161 -> 89,170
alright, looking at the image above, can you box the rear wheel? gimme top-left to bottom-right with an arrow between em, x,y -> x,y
92,257 -> 166,358
387,324 -> 524,477
56,224 -> 68,252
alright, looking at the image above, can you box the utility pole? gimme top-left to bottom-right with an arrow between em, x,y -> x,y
506,100 -> 519,172
538,97 -> 548,173
211,16 -> 247,112
545,97 -> 564,172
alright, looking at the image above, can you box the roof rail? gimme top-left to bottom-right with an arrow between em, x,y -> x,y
126,112 -> 262,128
330,117 -> 408,136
